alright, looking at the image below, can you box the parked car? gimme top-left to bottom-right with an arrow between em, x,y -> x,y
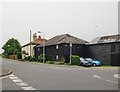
85,58 -> 102,66
80,57 -> 92,67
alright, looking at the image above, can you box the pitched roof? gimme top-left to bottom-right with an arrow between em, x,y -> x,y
36,34 -> 88,47
22,36 -> 47,47
89,34 -> 120,44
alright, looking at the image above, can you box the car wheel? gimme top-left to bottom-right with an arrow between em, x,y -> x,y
93,63 -> 96,67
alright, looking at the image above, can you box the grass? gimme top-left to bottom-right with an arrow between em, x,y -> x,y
20,59 -> 120,68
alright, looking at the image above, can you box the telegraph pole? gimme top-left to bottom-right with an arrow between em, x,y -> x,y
14,38 -> 15,60
70,43 -> 72,65
30,30 -> 32,57
38,31 -> 45,63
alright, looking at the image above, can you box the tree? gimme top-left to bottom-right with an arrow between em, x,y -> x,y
2,38 -> 21,56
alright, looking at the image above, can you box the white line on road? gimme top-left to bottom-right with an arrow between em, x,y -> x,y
16,82 -> 28,86
12,79 -> 23,83
114,74 -> 120,78
9,74 -> 15,77
8,74 -> 37,90
0,70 -> 12,80
93,75 -> 118,84
0,75 -> 9,80
9,76 -> 19,80
22,87 -> 36,90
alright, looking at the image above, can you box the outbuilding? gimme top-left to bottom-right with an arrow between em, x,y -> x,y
85,34 -> 120,66
34,34 -> 88,63
34,33 -> 120,66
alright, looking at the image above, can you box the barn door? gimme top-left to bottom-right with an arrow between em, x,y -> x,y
111,53 -> 120,66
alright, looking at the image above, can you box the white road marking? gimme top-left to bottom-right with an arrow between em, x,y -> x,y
0,70 -> 12,80
114,74 -> 120,78
16,82 -> 28,86
8,74 -> 37,90
22,87 -> 36,90
12,79 -> 23,83
9,76 -> 19,80
9,74 -> 15,77
0,75 -> 9,80
93,75 -> 118,84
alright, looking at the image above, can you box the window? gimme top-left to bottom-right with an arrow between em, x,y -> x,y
56,45 -> 58,49
56,55 -> 58,60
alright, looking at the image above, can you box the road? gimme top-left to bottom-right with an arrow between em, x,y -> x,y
1,59 -> 119,91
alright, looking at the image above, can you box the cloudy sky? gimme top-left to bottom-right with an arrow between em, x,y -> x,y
0,0 -> 118,53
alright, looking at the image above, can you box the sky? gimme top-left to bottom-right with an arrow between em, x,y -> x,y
0,0 -> 118,53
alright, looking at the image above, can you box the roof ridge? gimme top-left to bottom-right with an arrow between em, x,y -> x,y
101,34 -> 120,38
56,35 -> 66,44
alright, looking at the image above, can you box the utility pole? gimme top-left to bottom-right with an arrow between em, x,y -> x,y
14,38 -> 15,60
43,33 -> 45,63
70,43 -> 72,65
38,31 -> 45,63
30,30 -> 32,57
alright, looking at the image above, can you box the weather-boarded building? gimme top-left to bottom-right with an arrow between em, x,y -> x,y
34,34 -> 88,63
34,34 -> 120,66
85,34 -> 120,66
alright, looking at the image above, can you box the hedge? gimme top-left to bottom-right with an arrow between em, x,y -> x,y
71,55 -> 80,65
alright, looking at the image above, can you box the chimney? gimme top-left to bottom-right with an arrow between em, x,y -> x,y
33,33 -> 37,41
38,35 -> 42,39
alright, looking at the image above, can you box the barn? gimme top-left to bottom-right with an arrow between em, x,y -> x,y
85,34 -> 120,66
34,33 -> 120,66
34,34 -> 88,63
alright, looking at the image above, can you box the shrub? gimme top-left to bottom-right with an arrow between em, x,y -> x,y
71,55 -> 80,65
29,56 -> 35,62
24,56 -> 35,61
24,56 -> 29,61
21,59 -> 24,61
46,60 -> 54,64
0,54 -> 6,58
17,52 -> 22,59
38,54 -> 45,63
58,61 -> 65,65
1,53 -> 8,58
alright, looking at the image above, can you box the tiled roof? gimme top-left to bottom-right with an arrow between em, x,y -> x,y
22,37 -> 47,47
89,34 -> 120,44
36,34 -> 88,47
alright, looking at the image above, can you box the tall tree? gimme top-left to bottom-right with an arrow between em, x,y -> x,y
2,38 -> 21,56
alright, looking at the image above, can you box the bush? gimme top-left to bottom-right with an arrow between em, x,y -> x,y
46,60 -> 54,64
1,53 -> 8,58
17,52 -> 22,59
29,56 -> 35,62
24,56 -> 35,61
71,55 -> 80,65
21,59 -> 26,62
38,54 -> 45,63
58,61 -> 65,65
24,56 -> 29,61
0,54 -> 6,58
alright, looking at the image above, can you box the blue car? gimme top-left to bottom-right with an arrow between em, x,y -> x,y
85,58 -> 102,66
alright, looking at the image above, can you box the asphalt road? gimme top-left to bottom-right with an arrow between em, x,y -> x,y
1,59 -> 119,90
